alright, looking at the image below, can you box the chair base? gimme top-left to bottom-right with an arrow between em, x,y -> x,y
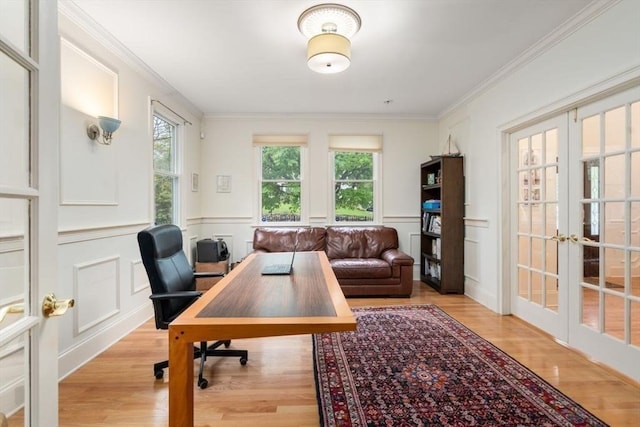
153,340 -> 248,389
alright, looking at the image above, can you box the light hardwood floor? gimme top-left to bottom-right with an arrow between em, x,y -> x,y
10,282 -> 640,426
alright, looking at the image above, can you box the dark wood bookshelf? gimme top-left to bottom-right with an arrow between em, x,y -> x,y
420,156 -> 465,294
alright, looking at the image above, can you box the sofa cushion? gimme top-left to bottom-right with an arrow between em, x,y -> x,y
330,258 -> 391,279
252,227 -> 326,252
325,226 -> 399,259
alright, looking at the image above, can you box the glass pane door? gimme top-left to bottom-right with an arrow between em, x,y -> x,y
569,86 -> 640,381
578,99 -> 640,346
511,115 -> 568,341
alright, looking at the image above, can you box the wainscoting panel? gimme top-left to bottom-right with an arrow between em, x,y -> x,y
408,232 -> 421,264
130,259 -> 148,294
188,234 -> 198,265
73,256 -> 120,335
464,237 -> 480,284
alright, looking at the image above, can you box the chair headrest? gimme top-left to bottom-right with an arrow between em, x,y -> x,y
139,224 -> 183,259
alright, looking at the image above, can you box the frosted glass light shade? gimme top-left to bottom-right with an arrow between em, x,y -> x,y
98,116 -> 121,133
307,33 -> 351,74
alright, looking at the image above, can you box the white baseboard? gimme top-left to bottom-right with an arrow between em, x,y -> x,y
58,303 -> 153,381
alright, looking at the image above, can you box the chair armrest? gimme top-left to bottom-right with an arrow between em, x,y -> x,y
381,249 -> 414,266
149,291 -> 202,301
194,271 -> 224,278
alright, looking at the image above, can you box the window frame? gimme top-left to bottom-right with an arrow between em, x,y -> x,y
152,112 -> 182,226
254,143 -> 308,226
329,149 -> 382,225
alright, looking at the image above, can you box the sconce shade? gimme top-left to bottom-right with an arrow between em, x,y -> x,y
87,115 -> 121,145
307,33 -> 351,74
98,116 -> 121,133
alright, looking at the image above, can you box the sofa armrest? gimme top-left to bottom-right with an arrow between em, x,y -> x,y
381,249 -> 414,266
381,249 -> 413,280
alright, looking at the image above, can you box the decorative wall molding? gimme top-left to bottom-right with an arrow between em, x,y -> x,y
464,217 -> 489,228
130,259 -> 148,294
196,216 -> 421,226
200,216 -> 253,225
59,37 -> 120,206
58,222 -> 150,245
73,255 -> 120,335
408,232 -> 421,266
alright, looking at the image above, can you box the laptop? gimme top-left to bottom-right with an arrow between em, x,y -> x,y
261,247 -> 297,275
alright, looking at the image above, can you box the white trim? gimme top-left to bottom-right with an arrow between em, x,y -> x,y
464,217 -> 489,228
73,256 -> 121,335
58,222 -> 149,245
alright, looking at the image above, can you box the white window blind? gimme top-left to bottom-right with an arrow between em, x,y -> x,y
253,134 -> 308,146
328,135 -> 382,152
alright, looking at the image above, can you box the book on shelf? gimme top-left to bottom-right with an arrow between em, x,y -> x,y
429,216 -> 441,234
422,211 -> 442,235
428,261 -> 440,280
432,238 -> 441,258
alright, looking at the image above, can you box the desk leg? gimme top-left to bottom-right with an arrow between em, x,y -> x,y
169,326 -> 193,426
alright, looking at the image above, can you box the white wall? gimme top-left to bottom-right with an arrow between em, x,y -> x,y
56,12 -> 203,378
439,0 -> 640,311
197,117 -> 437,264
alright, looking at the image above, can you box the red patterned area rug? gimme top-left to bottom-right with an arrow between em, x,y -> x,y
313,305 -> 607,427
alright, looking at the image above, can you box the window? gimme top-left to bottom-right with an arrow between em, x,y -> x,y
254,135 -> 307,224
329,135 -> 382,223
259,145 -> 302,222
153,114 -> 179,225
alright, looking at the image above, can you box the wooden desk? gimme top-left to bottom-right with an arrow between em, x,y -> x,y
168,251 -> 356,426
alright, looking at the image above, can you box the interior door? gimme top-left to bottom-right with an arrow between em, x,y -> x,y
510,85 -> 640,381
511,115 -> 569,341
568,86 -> 640,381
0,0 -> 61,424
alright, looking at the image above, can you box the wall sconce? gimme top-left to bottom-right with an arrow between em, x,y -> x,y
87,116 -> 121,145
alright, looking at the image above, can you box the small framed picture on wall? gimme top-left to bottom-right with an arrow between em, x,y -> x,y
216,175 -> 231,193
191,173 -> 199,192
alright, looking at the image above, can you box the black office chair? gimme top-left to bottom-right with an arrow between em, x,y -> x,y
137,224 -> 248,389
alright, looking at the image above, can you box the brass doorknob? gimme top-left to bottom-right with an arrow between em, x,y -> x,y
0,303 -> 24,324
42,294 -> 75,318
548,233 -> 567,242
569,234 -> 595,244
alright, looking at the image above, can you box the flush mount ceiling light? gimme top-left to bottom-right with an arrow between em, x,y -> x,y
298,3 -> 361,74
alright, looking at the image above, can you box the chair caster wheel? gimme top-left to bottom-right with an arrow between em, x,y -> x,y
198,378 -> 208,389
240,357 -> 247,366
154,370 -> 164,379
223,340 -> 231,348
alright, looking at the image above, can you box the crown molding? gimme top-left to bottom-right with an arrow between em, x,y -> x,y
439,0 -> 621,119
204,112 -> 437,121
58,0 -> 203,120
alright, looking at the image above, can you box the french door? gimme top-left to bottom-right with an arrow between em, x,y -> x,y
0,0 -> 60,425
510,85 -> 640,381
511,115 -> 569,341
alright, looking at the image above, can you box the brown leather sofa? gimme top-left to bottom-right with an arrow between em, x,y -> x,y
251,226 -> 414,297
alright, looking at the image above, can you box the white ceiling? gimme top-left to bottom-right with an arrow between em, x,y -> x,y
64,0 -> 593,118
